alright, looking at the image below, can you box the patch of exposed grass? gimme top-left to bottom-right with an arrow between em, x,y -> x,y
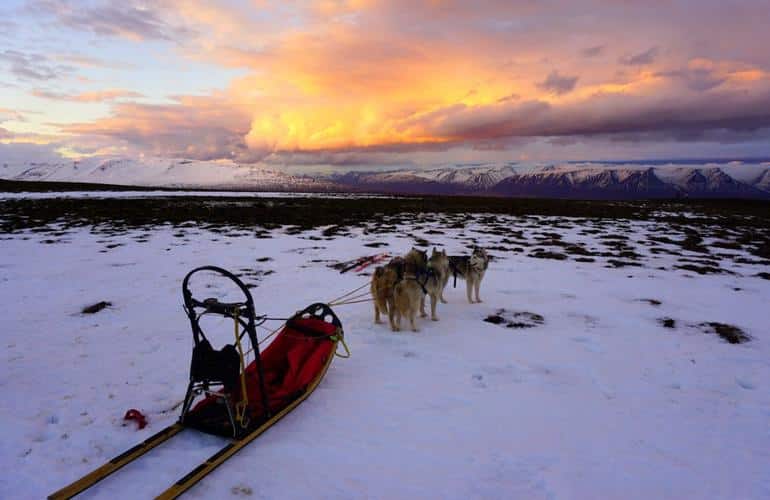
484,309 -> 545,329
606,259 -> 643,268
82,301 -> 112,314
675,264 -> 725,275
529,249 -> 568,260
698,322 -> 750,344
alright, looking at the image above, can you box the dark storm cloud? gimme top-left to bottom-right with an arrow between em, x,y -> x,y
419,85 -> 770,144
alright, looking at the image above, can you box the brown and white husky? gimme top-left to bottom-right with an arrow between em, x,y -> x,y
371,248 -> 428,331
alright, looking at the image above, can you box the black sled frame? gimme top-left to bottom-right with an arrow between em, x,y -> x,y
179,266 -> 270,438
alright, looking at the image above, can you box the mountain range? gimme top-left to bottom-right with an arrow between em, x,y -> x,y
2,157 -> 769,199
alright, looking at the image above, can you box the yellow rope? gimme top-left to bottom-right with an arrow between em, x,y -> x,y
327,281 -> 370,305
332,331 -> 351,358
241,281 -> 368,362
328,292 -> 372,306
328,298 -> 374,306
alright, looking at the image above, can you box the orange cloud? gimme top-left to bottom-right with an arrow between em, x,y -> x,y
34,1 -> 770,162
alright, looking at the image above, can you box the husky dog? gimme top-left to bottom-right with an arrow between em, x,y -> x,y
370,262 -> 400,327
391,277 -> 423,332
447,246 -> 490,303
390,247 -> 428,331
371,248 -> 426,329
403,247 -> 427,276
418,248 -> 450,320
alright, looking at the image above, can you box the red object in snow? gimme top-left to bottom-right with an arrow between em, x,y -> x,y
123,409 -> 148,430
354,253 -> 390,273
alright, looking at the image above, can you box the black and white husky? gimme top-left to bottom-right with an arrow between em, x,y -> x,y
447,246 -> 490,304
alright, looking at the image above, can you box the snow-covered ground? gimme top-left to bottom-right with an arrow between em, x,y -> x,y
1,207 -> 769,499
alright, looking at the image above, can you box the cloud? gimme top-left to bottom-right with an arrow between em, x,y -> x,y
12,1 -> 770,163
497,93 -> 520,103
0,107 -> 26,123
55,53 -> 136,70
419,82 -> 770,145
62,95 -> 256,161
537,71 -> 579,95
581,45 -> 604,57
0,141 -> 68,164
0,50 -> 74,80
620,46 -> 659,66
32,89 -> 144,102
657,59 -> 728,92
29,0 -> 194,41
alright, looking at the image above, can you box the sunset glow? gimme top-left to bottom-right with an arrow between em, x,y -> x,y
1,1 -> 769,167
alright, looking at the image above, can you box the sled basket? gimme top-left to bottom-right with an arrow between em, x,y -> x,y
179,266 -> 343,438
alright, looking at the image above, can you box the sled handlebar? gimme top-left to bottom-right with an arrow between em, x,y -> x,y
191,298 -> 247,316
182,266 -> 255,317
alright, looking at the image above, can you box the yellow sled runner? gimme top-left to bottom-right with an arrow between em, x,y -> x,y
49,266 -> 347,499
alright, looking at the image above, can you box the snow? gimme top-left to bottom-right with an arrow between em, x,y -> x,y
1,206 -> 769,499
0,157 -> 315,189
653,166 -> 709,186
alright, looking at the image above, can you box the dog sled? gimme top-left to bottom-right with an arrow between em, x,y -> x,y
49,266 -> 347,499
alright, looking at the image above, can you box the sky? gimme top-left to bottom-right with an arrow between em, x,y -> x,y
1,0 -> 770,170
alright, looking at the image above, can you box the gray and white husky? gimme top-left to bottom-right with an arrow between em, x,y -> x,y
418,248 -> 450,321
447,246 -> 490,304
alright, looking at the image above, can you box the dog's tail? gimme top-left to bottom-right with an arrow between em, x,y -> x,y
371,267 -> 390,313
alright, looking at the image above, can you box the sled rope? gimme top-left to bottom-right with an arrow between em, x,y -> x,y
327,281 -> 370,305
328,297 -> 373,306
243,281 -> 369,358
331,328 -> 351,358
329,291 -> 372,305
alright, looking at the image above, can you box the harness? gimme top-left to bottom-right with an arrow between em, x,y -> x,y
403,267 -> 433,295
448,260 -> 458,288
448,257 -> 465,288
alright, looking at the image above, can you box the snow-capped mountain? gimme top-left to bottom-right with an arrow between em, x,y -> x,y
2,156 -> 770,199
0,157 -> 333,191
331,162 -> 770,199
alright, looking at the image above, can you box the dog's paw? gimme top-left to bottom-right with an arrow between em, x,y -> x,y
440,299 -> 448,304
431,316 -> 439,321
